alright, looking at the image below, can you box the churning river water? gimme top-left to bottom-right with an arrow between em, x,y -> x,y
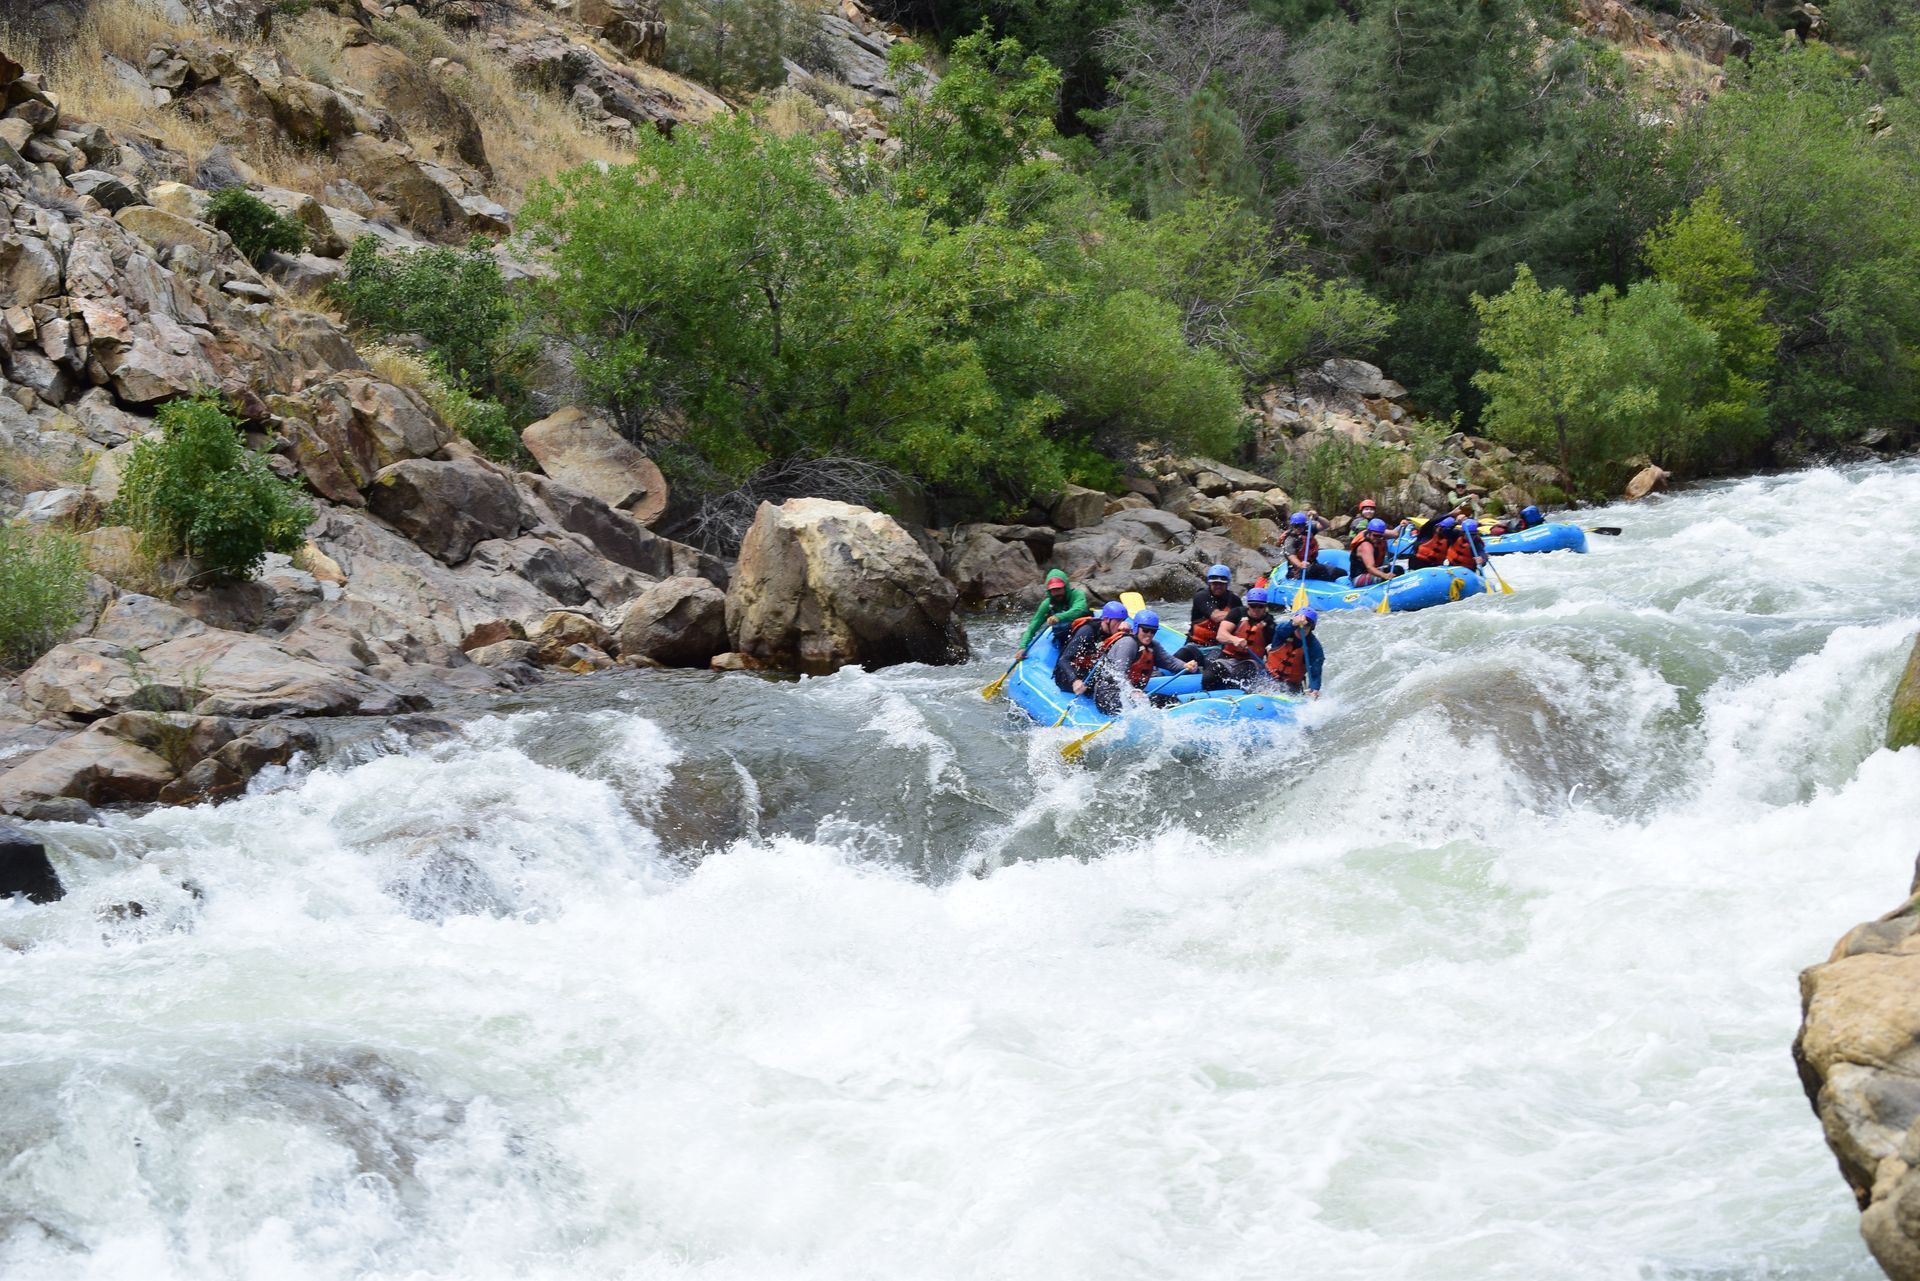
4,463 -> 1920,1281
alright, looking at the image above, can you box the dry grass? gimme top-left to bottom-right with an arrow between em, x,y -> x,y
761,86 -> 829,137
360,342 -> 437,396
371,12 -> 632,199
0,445 -> 97,496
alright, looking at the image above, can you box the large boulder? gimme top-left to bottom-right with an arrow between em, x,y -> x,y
521,407 -> 669,528
1625,463 -> 1670,501
1048,484 -> 1108,532
366,458 -> 531,565
1892,637 -> 1920,751
0,822 -> 62,902
1797,888 -> 1920,1281
0,713 -> 239,813
616,576 -> 727,667
725,498 -> 968,673
273,374 -> 454,505
947,526 -> 1040,603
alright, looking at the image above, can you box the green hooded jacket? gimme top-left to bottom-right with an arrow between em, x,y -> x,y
1018,567 -> 1091,648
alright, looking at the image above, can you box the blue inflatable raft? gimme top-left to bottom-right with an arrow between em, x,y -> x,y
1482,522 -> 1587,556
1269,550 -> 1485,613
1006,623 -> 1307,747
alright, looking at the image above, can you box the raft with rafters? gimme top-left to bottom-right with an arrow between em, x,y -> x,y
1271,551 -> 1486,613
1005,620 -> 1308,739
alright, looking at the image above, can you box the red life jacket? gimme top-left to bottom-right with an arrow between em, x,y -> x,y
1445,534 -> 1477,568
1067,616 -> 1103,674
1189,618 -> 1219,646
1220,613 -> 1271,660
1127,641 -> 1157,688
1265,631 -> 1307,684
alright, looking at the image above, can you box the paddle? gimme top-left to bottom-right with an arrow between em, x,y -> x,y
980,655 -> 1020,701
1586,526 -> 1622,536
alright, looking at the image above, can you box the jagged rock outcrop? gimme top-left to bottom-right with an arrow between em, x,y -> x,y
521,406 -> 668,528
725,498 -> 967,673
1798,868 -> 1920,1281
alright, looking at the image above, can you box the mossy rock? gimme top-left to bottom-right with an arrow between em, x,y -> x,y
1890,635 -> 1920,750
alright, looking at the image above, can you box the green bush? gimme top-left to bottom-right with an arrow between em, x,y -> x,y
112,396 -> 314,582
0,525 -> 88,669
364,344 -> 530,468
1276,436 -> 1398,517
206,189 -> 306,267
332,236 -> 525,405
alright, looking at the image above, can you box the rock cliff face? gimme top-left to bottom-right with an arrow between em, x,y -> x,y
1798,867 -> 1920,1281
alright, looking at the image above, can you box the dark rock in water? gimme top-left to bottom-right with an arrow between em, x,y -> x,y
0,822 -> 63,903
14,797 -> 97,825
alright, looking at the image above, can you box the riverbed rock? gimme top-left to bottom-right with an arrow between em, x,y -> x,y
615,576 -> 726,667
521,407 -> 668,528
726,498 -> 968,673
947,527 -> 1040,604
1626,464 -> 1670,501
1891,637 -> 1920,751
0,821 -> 61,902
1797,892 -> 1920,1281
1049,484 -> 1108,532
365,458 -> 531,565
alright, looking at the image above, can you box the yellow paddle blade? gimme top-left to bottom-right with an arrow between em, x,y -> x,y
1375,588 -> 1391,615
1060,721 -> 1114,762
1119,591 -> 1148,617
1498,576 -> 1515,595
980,671 -> 1010,700
1290,581 -> 1308,612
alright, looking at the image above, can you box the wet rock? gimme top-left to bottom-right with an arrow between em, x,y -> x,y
521,406 -> 668,528
458,619 -> 526,652
466,638 -> 538,668
1048,484 -> 1107,532
527,609 -> 608,663
1626,464 -> 1670,501
727,498 -> 967,674
616,576 -> 727,667
365,458 -> 531,565
1891,637 -> 1920,751
0,821 -> 61,902
947,527 -> 1040,604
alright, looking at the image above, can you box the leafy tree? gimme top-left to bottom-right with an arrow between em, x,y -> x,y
1680,45 -> 1920,444
659,0 -> 812,95
206,189 -> 306,266
1641,189 -> 1777,465
332,236 -> 525,406
861,0 -> 1125,120
113,397 -> 313,582
889,31 -> 1063,225
1471,266 -> 1721,492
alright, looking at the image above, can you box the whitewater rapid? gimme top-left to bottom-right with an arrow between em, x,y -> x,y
4,464 -> 1920,1280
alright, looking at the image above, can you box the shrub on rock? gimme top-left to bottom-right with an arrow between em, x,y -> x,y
0,525 -> 88,670
206,188 -> 306,266
111,396 -> 314,583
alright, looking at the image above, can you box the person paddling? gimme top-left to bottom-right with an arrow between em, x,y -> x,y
1082,610 -> 1192,715
1347,518 -> 1398,587
1445,518 -> 1488,571
1174,564 -> 1240,665
1277,512 -> 1343,585
1202,586 -> 1276,692
1055,599 -> 1128,693
1263,608 -> 1325,698
1408,515 -> 1458,570
1489,504 -> 1545,536
1015,568 -> 1091,662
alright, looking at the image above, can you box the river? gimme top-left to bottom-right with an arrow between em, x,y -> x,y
3,462 -> 1919,1280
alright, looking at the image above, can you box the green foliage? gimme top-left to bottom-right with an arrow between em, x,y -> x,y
111,396 -> 313,583
660,0 -> 814,94
332,236 -> 524,405
0,525 -> 87,669
1641,189 -> 1776,467
367,344 -> 530,468
1471,266 -> 1723,493
1276,436 -> 1400,517
866,0 -> 1125,117
890,31 -> 1063,225
205,188 -> 305,267
1682,45 -> 1920,445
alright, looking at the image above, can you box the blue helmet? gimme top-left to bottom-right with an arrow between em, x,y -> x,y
1289,512 -> 1309,526
1206,563 -> 1231,582
1462,518 -> 1478,532
1099,600 -> 1128,620
1438,516 -> 1457,530
1245,587 -> 1269,605
1367,518 -> 1387,533
1133,610 -> 1160,630
1523,504 -> 1542,523
1294,607 -> 1318,626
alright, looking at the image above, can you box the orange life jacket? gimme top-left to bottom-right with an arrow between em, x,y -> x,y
1220,613 -> 1271,660
1189,618 -> 1219,646
1127,641 -> 1157,687
1445,534 -> 1478,568
1265,631 -> 1307,684
1350,531 -> 1389,577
